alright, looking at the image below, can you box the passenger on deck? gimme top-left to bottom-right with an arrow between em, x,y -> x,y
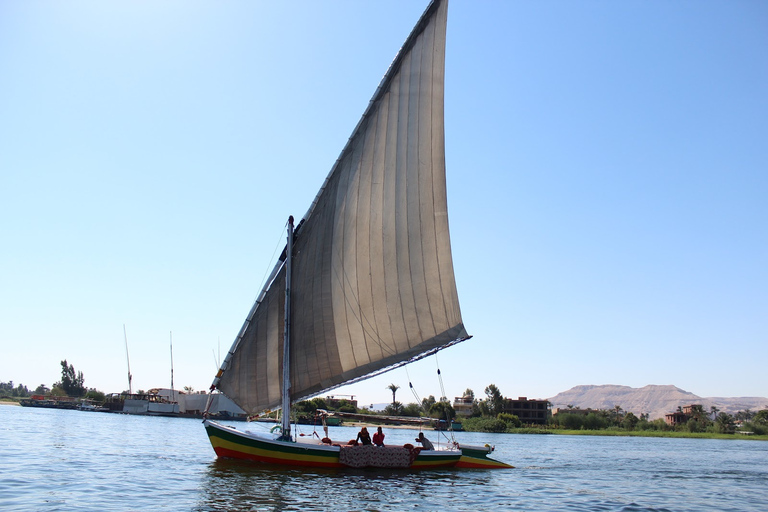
356,427 -> 372,445
373,426 -> 385,447
415,432 -> 434,450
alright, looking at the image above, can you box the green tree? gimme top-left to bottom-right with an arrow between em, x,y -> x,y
715,412 -> 735,434
386,383 -> 400,407
85,389 -> 105,403
50,385 -> 67,397
583,412 -> 609,430
294,400 -> 315,414
310,397 -> 328,411
335,399 -> 356,413
689,404 -> 708,421
421,395 -> 437,412
429,399 -> 456,422
55,360 -> 86,397
484,384 -> 505,417
401,402 -> 422,417
612,405 -> 624,425
686,405 -> 711,432
497,412 -> 521,428
686,417 -> 704,433
0,381 -> 28,397
744,408 -> 768,435
734,409 -> 754,422
462,417 -> 508,433
384,401 -> 403,416
553,412 -> 584,429
622,412 -> 639,430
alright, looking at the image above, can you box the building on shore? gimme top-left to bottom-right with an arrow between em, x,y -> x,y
664,404 -> 703,426
502,397 -> 551,425
453,395 -> 551,425
453,395 -> 474,417
324,395 -> 358,410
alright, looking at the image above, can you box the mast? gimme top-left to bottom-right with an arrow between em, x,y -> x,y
281,215 -> 294,440
170,331 -> 175,402
123,324 -> 133,395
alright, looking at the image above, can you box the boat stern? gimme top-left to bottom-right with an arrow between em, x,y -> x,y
455,443 -> 514,469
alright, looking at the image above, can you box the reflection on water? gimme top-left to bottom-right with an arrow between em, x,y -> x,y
195,458 -> 494,512
1,406 -> 766,512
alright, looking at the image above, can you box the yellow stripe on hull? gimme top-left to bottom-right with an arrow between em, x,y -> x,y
455,455 -> 514,469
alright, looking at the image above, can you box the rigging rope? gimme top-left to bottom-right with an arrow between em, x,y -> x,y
258,223 -> 290,301
405,366 -> 422,412
435,353 -> 448,403
434,354 -> 456,444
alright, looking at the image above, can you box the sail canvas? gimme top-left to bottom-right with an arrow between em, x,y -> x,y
215,0 -> 468,416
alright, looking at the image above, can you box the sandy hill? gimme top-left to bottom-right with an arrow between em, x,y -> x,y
548,384 -> 768,420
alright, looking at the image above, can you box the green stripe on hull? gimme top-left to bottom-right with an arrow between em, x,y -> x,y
411,453 -> 461,468
206,423 -> 341,466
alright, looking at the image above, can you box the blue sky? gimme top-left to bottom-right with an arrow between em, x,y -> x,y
1,1 -> 766,406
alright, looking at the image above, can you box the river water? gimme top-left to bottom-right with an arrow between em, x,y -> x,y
1,404 -> 765,511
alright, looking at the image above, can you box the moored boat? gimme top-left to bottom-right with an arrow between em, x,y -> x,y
77,399 -> 109,412
19,395 -> 78,410
202,0 -> 512,470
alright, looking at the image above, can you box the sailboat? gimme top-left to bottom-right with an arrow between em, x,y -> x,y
203,0 -> 511,469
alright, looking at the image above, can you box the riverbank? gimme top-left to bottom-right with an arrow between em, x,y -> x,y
508,427 -> 768,441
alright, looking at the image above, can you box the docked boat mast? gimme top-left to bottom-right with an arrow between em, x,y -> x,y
123,324 -> 133,395
170,331 -> 175,403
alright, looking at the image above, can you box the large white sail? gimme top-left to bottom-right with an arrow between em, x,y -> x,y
214,0 -> 468,415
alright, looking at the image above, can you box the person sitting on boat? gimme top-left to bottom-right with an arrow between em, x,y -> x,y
415,432 -> 434,450
372,426 -> 385,447
356,427 -> 372,446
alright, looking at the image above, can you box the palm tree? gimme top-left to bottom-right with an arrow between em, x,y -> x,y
691,404 -> 705,417
613,405 -> 623,424
715,412 -> 735,433
710,405 -> 719,421
386,383 -> 400,407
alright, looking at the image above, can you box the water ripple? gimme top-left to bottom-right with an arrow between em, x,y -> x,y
1,407 -> 766,511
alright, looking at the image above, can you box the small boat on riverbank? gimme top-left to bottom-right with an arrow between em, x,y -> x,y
77,399 -> 109,412
19,395 -> 78,410
202,0 -> 511,470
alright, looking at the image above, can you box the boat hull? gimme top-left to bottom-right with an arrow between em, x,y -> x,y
204,420 -> 511,469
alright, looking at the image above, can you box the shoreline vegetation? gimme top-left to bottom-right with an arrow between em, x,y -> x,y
332,420 -> 768,441
5,372 -> 767,442
4,397 -> 765,441
500,427 -> 768,441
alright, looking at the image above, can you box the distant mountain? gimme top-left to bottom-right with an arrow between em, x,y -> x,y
548,384 -> 768,420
